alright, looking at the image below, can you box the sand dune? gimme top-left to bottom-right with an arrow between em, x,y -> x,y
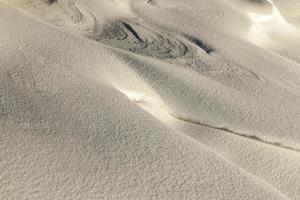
1,0 -> 300,199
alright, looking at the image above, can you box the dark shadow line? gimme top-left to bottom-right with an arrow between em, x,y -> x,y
170,113 -> 300,153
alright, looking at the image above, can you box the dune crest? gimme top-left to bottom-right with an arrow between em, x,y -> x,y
1,0 -> 300,199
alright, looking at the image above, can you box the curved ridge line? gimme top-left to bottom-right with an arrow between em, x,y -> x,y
170,113 -> 300,153
164,115 -> 291,200
130,101 -> 292,199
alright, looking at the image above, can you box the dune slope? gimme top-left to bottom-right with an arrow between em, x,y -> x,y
0,0 -> 300,199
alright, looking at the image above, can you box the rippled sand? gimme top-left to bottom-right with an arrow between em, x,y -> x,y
1,0 -> 300,199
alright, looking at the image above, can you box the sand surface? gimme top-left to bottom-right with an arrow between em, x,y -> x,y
1,0 -> 300,199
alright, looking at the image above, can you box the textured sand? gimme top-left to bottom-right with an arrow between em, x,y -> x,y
0,0 -> 300,199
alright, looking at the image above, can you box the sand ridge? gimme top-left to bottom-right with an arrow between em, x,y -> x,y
1,0 -> 300,199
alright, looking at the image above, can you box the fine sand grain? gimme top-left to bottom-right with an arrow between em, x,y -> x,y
1,0 -> 300,199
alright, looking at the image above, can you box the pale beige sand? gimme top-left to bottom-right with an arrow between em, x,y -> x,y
0,0 -> 300,199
